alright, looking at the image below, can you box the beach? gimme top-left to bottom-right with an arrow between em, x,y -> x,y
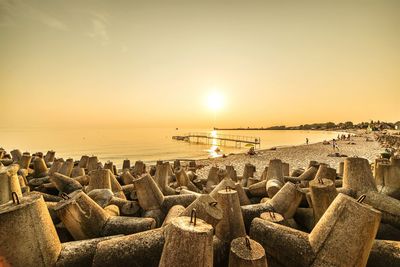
196,131 -> 382,179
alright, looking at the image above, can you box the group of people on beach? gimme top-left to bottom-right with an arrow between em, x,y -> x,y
338,134 -> 351,141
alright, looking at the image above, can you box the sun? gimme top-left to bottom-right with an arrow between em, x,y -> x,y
207,91 -> 224,111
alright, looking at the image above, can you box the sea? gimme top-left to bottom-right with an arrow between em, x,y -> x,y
0,127 -> 342,167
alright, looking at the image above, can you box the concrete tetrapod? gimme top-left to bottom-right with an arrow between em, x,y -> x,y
87,189 -> 114,207
282,162 -> 290,176
159,216 -> 214,267
71,166 -> 85,178
375,157 -> 400,199
86,169 -> 112,192
242,163 -> 256,187
260,211 -> 289,226
10,149 -> 22,162
209,177 -> 236,199
298,165 -> 318,181
241,182 -> 303,231
55,190 -> 155,240
229,237 -> 268,267
54,190 -> 110,240
0,194 -> 61,267
132,160 -> 146,176
181,194 -> 223,228
206,166 -> 221,192
120,169 -> 134,185
44,150 -> 55,164
250,193 -> 381,267
58,159 -> 74,177
33,157 -> 48,178
162,204 -> 185,226
101,215 -> 155,236
309,178 -> 337,224
175,166 -> 200,193
133,173 -> 164,211
108,197 -> 140,216
235,182 -> 252,205
0,164 -> 22,204
160,194 -> 197,213
48,160 -> 63,176
122,159 -> 130,170
248,180 -> 268,198
265,159 -> 285,198
78,155 -> 89,169
56,235 -> 121,267
215,189 -> 247,243
49,172 -> 83,194
367,239 -> 400,267
18,154 -> 32,169
314,163 -> 337,182
343,157 -> 400,229
154,162 -> 175,195
226,165 -> 238,181
87,156 -> 99,172
92,228 -> 165,267
104,204 -> 120,216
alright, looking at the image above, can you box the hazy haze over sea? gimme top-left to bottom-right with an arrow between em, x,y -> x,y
0,127 -> 342,166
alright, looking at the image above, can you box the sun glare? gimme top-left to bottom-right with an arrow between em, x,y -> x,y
207,91 -> 224,111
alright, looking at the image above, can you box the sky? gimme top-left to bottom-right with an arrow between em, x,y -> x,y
1,0 -> 399,129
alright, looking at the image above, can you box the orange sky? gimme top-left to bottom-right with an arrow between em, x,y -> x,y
1,0 -> 399,129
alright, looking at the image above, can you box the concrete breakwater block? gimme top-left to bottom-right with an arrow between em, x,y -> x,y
0,194 -> 61,267
0,164 -> 22,205
215,189 -> 246,243
343,157 -> 400,229
241,182 -> 303,231
92,228 -> 165,267
375,156 -> 400,199
229,237 -> 267,267
56,235 -> 122,267
55,190 -> 155,240
133,173 -> 164,211
250,193 -> 381,267
160,194 -> 197,213
265,159 -> 285,198
181,194 -> 223,228
309,178 -> 337,224
159,216 -> 214,267
55,190 -> 110,240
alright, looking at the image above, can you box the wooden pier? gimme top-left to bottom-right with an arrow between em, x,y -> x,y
172,132 -> 261,148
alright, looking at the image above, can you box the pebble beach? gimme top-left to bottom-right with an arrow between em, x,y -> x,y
196,131 -> 382,179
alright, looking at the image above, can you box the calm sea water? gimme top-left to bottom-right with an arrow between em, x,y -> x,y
0,127 -> 341,166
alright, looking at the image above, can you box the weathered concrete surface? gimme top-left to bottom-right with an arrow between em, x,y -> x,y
0,194 -> 61,267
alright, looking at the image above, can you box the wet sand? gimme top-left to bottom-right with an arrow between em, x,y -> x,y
196,131 -> 382,179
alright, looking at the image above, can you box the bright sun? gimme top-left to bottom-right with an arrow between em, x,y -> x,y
207,91 -> 224,111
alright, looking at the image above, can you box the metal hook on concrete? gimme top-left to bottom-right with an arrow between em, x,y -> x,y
245,237 -> 252,250
269,211 -> 276,220
11,192 -> 20,205
357,194 -> 366,203
209,201 -> 218,207
61,193 -> 70,200
190,208 -> 197,226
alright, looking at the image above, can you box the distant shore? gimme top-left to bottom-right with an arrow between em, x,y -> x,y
195,130 -> 382,180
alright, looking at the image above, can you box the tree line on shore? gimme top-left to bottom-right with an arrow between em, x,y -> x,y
215,120 -> 400,131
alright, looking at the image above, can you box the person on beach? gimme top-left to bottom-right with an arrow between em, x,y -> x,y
248,146 -> 256,155
306,138 -> 309,145
332,139 -> 339,151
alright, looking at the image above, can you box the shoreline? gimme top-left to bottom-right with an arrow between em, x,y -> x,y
194,130 -> 382,180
